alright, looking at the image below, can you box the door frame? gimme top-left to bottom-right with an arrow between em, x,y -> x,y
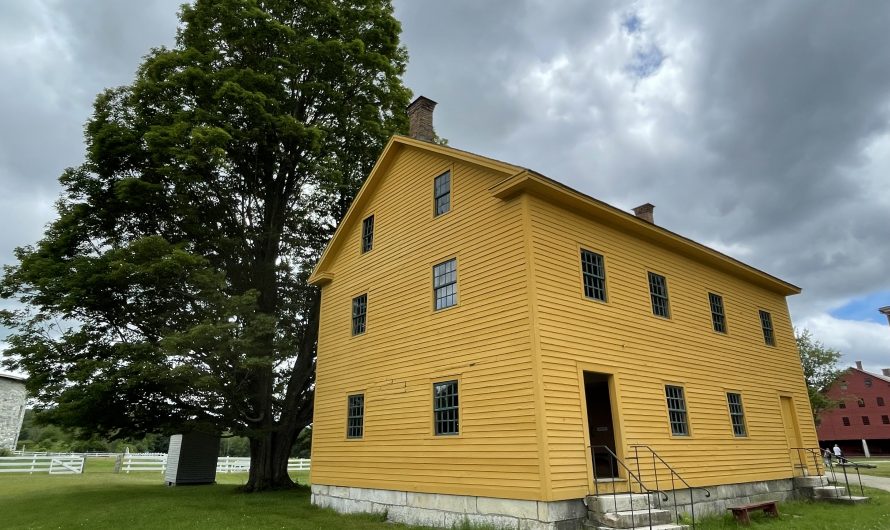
577,362 -> 627,493
778,393 -> 806,474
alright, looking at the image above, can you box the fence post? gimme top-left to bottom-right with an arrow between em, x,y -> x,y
114,454 -> 122,473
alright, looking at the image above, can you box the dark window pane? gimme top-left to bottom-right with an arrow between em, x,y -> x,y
842,417 -> 850,426
433,380 -> 459,435
882,415 -> 889,425
665,385 -> 688,436
352,294 -> 367,335
878,397 -> 885,406
581,250 -> 607,301
648,272 -> 670,318
361,215 -> 374,253
709,293 -> 727,333
862,416 -> 871,425
434,171 -> 451,216
759,310 -> 775,346
347,394 -> 364,439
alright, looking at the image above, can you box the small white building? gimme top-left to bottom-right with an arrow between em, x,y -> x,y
0,373 -> 27,451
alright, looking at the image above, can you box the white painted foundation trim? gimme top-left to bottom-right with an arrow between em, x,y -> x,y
311,485 -> 586,530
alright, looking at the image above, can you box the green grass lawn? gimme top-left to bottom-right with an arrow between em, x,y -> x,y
695,487 -> 890,529
1,458 -> 889,529
0,457 -> 433,530
856,460 -> 890,478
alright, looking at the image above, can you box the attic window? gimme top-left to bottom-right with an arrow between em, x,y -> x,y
434,171 -> 451,216
361,215 -> 374,253
865,379 -> 873,388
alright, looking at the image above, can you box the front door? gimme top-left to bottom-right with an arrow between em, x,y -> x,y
584,372 -> 618,478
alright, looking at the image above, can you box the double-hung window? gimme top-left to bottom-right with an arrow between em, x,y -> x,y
759,310 -> 775,346
352,294 -> 367,335
433,258 -> 457,310
433,380 -> 459,435
665,385 -> 689,436
434,171 -> 451,216
709,293 -> 727,333
581,249 -> 607,301
347,394 -> 364,439
361,215 -> 374,253
726,392 -> 747,437
648,272 -> 670,318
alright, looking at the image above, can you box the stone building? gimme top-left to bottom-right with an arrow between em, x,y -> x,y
0,374 -> 27,451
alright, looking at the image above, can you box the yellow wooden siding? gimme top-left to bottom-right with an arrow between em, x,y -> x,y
311,146 -> 542,500
526,195 -> 817,500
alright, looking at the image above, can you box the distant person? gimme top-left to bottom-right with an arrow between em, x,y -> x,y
823,448 -> 832,469
833,444 -> 843,463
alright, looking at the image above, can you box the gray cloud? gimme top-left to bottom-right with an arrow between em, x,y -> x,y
1,1 -> 889,368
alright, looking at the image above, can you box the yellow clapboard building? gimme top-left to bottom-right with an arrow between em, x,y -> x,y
308,97 -> 820,529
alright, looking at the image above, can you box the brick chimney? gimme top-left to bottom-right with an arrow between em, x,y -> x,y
407,96 -> 437,142
855,360 -> 863,370
880,306 -> 890,326
883,368 -> 890,377
632,203 -> 655,224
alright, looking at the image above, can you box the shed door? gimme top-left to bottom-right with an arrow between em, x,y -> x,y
780,396 -> 805,472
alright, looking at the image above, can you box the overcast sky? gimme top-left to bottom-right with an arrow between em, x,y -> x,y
1,1 -> 888,372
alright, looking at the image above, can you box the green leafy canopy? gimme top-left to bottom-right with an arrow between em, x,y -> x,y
1,0 -> 410,490
796,328 -> 843,423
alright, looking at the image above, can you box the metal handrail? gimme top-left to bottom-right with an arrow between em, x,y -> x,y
628,445 -> 710,528
792,447 -> 865,498
589,445 -> 667,530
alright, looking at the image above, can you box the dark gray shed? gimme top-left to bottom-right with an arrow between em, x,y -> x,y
164,433 -> 220,485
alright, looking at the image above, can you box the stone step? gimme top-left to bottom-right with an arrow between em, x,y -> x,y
813,485 -> 846,499
793,475 -> 829,488
584,523 -> 688,530
827,495 -> 869,504
589,508 -> 673,528
587,493 -> 658,513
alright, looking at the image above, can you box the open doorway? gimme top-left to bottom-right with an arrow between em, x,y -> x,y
584,371 -> 618,478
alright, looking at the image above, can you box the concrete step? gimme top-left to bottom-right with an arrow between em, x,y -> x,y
827,495 -> 869,504
589,508 -> 673,528
813,485 -> 846,499
587,493 -> 658,513
584,523 -> 688,530
793,475 -> 829,488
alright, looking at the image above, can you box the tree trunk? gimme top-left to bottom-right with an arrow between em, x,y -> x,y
244,425 -> 301,491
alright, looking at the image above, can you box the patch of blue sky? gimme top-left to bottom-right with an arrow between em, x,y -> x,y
627,45 -> 665,78
829,290 -> 890,323
623,13 -> 642,34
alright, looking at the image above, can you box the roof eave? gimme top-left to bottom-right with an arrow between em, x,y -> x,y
491,171 -> 801,297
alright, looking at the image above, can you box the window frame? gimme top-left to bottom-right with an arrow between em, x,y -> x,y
664,384 -> 690,437
878,397 -> 885,407
580,248 -> 608,302
882,415 -> 889,425
351,293 -> 367,336
433,257 -> 458,311
432,380 -> 460,436
434,170 -> 451,217
726,392 -> 747,437
862,415 -> 871,426
648,272 -> 671,318
759,310 -> 775,346
361,215 -> 374,254
842,416 -> 851,426
346,393 -> 365,440
839,401 -> 846,409
708,292 -> 728,333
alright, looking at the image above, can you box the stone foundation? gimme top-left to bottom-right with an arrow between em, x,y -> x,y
311,478 -> 805,529
311,485 -> 586,530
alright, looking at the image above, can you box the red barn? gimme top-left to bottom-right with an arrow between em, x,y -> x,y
817,362 -> 890,457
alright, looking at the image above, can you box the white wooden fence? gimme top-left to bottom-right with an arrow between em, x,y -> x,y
117,453 -> 310,474
0,455 -> 85,474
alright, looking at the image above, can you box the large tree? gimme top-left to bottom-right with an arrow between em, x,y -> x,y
796,328 -> 843,423
0,0 -> 410,490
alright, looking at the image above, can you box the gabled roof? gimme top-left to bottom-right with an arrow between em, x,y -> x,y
309,137 -> 801,296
